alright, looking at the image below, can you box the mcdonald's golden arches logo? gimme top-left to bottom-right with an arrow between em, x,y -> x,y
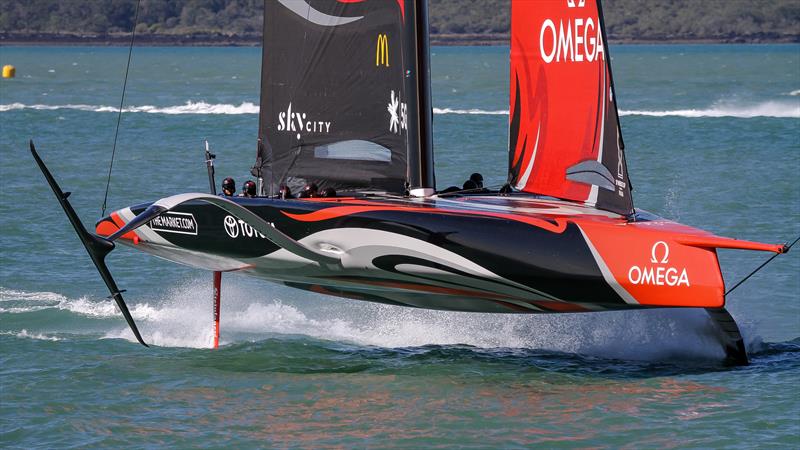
376,33 -> 389,67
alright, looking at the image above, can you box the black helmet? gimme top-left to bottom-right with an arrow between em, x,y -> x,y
462,179 -> 479,191
222,177 -> 236,195
321,187 -> 337,198
469,172 -> 484,188
298,183 -> 319,198
279,185 -> 292,199
243,180 -> 257,197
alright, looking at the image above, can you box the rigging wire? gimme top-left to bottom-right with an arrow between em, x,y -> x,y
725,234 -> 799,297
101,0 -> 141,217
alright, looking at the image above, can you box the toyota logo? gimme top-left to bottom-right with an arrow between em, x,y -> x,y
224,215 -> 239,238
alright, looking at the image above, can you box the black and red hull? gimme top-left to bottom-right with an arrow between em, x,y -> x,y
96,193 -> 783,315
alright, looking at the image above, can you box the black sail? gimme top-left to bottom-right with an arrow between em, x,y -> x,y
255,0 -> 426,195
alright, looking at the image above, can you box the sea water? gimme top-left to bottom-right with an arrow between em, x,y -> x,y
0,45 -> 798,448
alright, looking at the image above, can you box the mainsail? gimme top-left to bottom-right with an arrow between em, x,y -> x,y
508,0 -> 633,216
254,0 -> 434,195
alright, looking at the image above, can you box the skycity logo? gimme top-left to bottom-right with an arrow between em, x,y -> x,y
627,241 -> 690,287
387,90 -> 407,134
277,103 -> 331,140
376,34 -> 390,67
539,1 -> 605,64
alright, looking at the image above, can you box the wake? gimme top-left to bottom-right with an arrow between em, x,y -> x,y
0,282 -> 760,363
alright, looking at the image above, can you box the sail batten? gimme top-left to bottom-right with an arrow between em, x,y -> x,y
509,0 -> 633,216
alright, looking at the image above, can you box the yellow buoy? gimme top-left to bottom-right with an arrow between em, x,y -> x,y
2,65 -> 15,78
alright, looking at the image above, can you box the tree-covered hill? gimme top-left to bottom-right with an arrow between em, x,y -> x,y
1,0 -> 798,44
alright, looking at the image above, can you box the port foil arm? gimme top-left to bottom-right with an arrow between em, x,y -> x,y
29,140 -> 148,347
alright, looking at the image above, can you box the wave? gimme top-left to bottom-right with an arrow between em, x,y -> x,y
433,107 -> 508,115
0,102 -> 507,116
0,286 -> 155,317
433,104 -> 800,118
788,89 -> 800,96
0,101 -> 259,115
620,101 -> 800,118
3,100 -> 797,118
1,329 -> 61,341
0,287 -> 66,303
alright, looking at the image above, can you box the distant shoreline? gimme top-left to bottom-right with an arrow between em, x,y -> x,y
1,32 -> 798,47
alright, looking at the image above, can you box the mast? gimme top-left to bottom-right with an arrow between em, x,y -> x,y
405,0 -> 435,196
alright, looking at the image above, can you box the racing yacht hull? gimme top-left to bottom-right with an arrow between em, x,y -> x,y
96,194 -> 782,314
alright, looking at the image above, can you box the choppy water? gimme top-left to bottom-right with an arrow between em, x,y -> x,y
1,45 -> 799,448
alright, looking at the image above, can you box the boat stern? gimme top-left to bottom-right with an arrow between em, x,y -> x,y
576,217 -> 785,309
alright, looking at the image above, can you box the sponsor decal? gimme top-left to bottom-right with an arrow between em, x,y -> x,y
616,129 -> 626,196
149,212 -> 198,235
376,33 -> 390,67
627,241 -> 690,287
387,90 -> 407,134
223,215 -> 267,239
539,1 -> 604,64
277,103 -> 332,140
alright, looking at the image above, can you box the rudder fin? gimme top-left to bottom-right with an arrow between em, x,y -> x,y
705,307 -> 748,365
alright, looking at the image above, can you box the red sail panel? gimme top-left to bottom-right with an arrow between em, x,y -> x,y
509,0 -> 633,216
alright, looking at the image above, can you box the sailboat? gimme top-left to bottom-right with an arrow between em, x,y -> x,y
31,0 -> 790,365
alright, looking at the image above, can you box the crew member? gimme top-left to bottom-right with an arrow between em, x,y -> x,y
242,180 -> 257,198
469,173 -> 484,189
298,183 -> 319,198
221,177 -> 236,196
462,179 -> 479,191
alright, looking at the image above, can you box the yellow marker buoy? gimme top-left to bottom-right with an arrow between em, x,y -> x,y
2,65 -> 15,78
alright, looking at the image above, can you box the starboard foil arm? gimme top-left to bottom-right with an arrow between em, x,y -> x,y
108,193 -> 340,265
675,235 -> 788,254
29,140 -> 148,347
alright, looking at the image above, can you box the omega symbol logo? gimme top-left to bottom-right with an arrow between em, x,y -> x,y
224,215 -> 239,238
650,241 -> 669,264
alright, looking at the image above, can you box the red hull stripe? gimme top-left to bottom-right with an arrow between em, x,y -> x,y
283,205 -> 569,233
